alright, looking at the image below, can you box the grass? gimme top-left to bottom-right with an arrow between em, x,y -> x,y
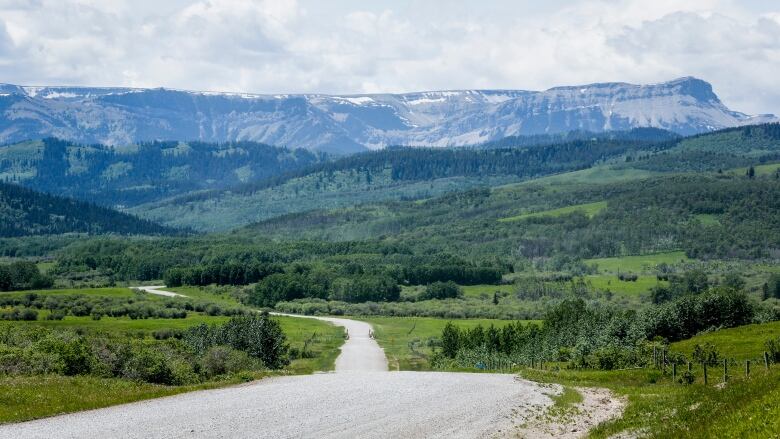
0,298 -> 346,423
4,313 -> 344,374
522,365 -> 780,438
522,322 -> 780,437
359,316 -> 537,370
498,201 -> 607,222
2,287 -> 141,299
460,284 -> 516,299
165,285 -> 244,307
585,251 -> 689,274
693,213 -> 720,225
0,374 -> 269,425
727,162 -> 780,177
671,321 -> 780,361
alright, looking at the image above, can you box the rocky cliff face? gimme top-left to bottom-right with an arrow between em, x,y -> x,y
0,77 -> 775,153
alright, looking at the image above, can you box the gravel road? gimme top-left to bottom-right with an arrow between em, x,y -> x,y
0,372 -> 551,439
0,287 -> 563,438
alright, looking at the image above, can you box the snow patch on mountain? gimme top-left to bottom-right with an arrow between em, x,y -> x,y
0,77 -> 775,153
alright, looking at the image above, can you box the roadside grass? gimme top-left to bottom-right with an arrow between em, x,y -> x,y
498,201 -> 607,223
0,373 -> 270,425
359,317 -> 537,370
521,365 -> 780,438
0,310 -> 345,423
585,251 -> 689,274
671,321 -> 780,361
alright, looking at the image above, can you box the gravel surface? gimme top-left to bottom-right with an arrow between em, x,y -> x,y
0,372 -> 551,439
2,289 -> 575,438
133,285 -> 186,297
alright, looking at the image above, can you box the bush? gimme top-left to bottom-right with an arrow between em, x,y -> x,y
201,346 -> 258,377
420,281 -> 462,300
184,314 -> 289,369
766,337 -> 780,363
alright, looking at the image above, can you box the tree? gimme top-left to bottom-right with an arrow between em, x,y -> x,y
440,322 -> 460,358
722,272 -> 745,291
768,274 -> 780,300
747,165 -> 755,179
492,292 -> 499,305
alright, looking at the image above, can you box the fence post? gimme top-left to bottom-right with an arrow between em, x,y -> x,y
663,348 -> 667,373
746,360 -> 750,378
687,361 -> 692,372
653,346 -> 657,368
703,363 -> 708,385
672,362 -> 676,383
723,359 -> 728,383
765,352 -> 770,370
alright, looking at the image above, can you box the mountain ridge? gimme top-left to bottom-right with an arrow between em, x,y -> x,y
1,77 -> 775,153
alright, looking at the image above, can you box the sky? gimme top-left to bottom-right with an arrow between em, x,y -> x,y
0,0 -> 778,114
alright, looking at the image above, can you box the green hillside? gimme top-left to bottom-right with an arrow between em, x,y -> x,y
0,138 -> 323,207
0,182 -> 176,237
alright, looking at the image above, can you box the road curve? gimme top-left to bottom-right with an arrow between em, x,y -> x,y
270,312 -> 388,372
0,286 -> 558,438
132,285 -> 388,372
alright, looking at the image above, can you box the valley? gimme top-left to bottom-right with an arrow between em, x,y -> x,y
1,96 -> 779,439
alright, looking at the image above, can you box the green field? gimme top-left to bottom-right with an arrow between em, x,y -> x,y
3,287 -> 142,299
586,251 -> 689,274
498,201 -> 607,222
166,285 -> 244,307
671,321 -> 780,361
360,317 -> 537,370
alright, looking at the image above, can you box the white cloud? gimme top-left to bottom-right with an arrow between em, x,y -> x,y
0,0 -> 777,114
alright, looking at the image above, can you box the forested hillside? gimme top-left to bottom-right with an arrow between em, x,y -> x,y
0,182 -> 177,237
130,135 -> 674,230
0,138 -> 323,207
131,123 -> 780,231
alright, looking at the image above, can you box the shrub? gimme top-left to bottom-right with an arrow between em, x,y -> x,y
184,314 -> 289,369
766,337 -> 780,363
420,281 -> 463,300
691,343 -> 720,366
201,346 -> 258,377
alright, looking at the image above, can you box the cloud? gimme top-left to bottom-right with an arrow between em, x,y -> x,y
0,0 -> 777,114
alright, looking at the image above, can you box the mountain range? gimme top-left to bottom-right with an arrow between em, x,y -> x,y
1,77 -> 775,154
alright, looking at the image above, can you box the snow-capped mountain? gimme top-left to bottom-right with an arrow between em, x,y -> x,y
0,77 -> 775,153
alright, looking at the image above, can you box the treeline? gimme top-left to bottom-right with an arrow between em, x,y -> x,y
0,181 -> 177,237
436,286 -> 769,371
51,237 -> 507,304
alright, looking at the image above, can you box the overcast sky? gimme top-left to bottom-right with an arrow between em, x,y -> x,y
0,0 -> 778,114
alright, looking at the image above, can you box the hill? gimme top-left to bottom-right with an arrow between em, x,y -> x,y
1,77 -> 775,153
0,182 -> 177,237
129,135 -> 669,231
132,123 -> 780,231
0,138 -> 323,207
